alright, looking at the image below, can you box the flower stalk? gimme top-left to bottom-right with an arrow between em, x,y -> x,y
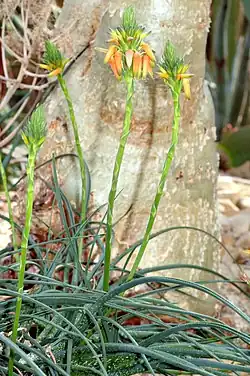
40,41 -> 87,261
8,106 -> 46,376
57,73 -> 87,223
103,73 -> 134,292
0,155 -> 18,262
128,42 -> 193,281
100,7 -> 155,291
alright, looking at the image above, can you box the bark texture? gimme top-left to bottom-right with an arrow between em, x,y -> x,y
39,0 -> 219,313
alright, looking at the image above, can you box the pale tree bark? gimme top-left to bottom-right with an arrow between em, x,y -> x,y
38,0 -> 219,313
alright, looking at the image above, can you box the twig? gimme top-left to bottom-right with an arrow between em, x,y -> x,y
24,69 -> 49,78
0,94 -> 30,137
0,60 -> 41,139
1,18 -> 9,79
0,63 -> 24,112
0,75 -> 42,148
3,0 -> 26,44
19,81 -> 50,90
0,2 -> 34,112
21,0 -> 31,50
0,34 -> 25,63
0,75 -> 50,90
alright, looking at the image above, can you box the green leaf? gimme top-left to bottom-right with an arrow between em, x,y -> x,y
218,126 -> 250,167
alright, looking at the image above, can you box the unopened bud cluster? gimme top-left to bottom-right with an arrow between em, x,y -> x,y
22,106 -> 47,149
158,42 -> 193,99
40,40 -> 68,77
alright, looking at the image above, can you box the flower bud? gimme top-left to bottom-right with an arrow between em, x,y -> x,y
125,50 -> 134,68
22,106 -> 47,149
158,41 -> 193,98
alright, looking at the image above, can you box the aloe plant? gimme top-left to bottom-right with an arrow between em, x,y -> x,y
1,247 -> 250,375
8,106 -> 47,376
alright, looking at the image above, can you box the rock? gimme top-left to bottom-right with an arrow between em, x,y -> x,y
218,175 -> 250,215
218,198 -> 240,216
220,211 -> 250,235
237,197 -> 250,210
218,175 -> 242,204
228,161 -> 250,179
236,232 -> 250,249
220,211 -> 250,238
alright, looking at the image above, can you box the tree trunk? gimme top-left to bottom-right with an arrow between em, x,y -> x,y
39,0 -> 219,313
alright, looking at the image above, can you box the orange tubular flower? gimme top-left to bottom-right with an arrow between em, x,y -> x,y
48,67 -> 63,77
132,52 -> 142,78
108,55 -> 121,80
142,55 -> 153,78
104,45 -> 117,64
114,50 -> 123,75
39,64 -> 63,77
141,42 -> 156,62
137,54 -> 143,78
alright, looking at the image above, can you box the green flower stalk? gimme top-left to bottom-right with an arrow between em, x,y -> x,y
8,106 -> 46,376
56,74 -> 87,221
40,41 -> 87,260
103,73 -> 134,292
99,7 -> 155,292
0,155 -> 18,262
128,42 -> 193,281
